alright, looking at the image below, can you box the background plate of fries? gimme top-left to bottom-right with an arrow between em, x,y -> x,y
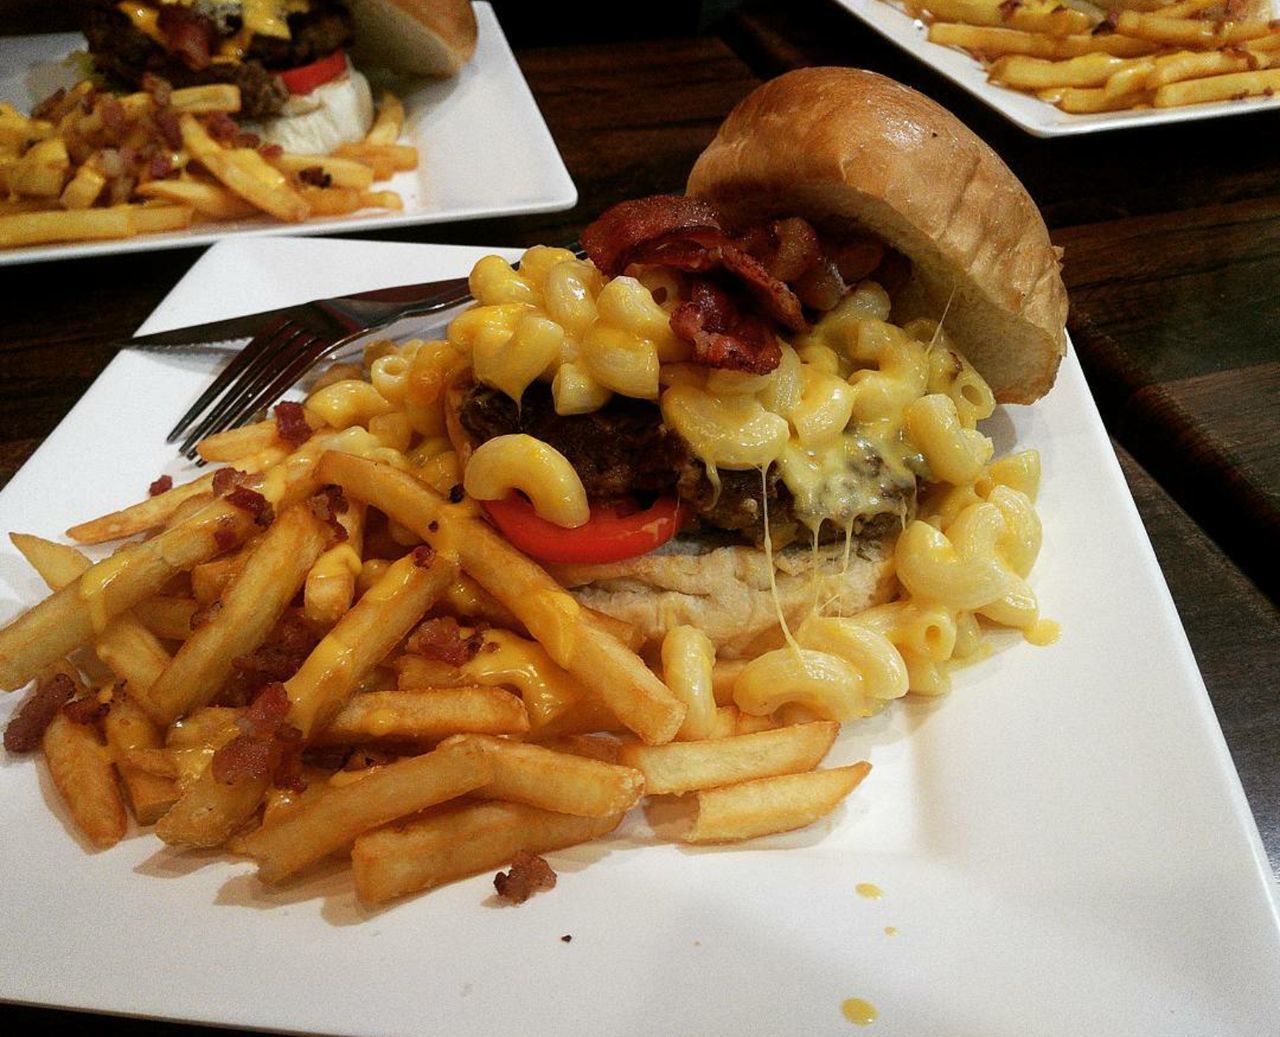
0,236 -> 1277,1035
0,4 -> 575,265
834,0 -> 1280,135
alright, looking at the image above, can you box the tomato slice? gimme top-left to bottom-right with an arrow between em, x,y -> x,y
481,495 -> 685,565
278,49 -> 348,96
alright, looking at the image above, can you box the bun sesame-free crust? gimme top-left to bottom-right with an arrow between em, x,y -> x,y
687,67 -> 1067,404
349,0 -> 478,78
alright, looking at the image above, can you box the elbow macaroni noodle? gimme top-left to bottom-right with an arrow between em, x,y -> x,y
298,245 -> 1053,728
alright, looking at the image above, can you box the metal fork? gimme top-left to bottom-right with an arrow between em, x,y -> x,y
167,274 -> 472,458
168,245 -> 584,458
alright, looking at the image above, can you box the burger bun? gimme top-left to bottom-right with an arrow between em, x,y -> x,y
349,0 -> 478,77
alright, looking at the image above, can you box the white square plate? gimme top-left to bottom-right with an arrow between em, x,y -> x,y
0,3 -> 575,266
833,0 -> 1280,136
1,237 -> 1278,1036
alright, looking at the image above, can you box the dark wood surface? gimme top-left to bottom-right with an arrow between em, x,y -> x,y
1,2 -> 1277,1032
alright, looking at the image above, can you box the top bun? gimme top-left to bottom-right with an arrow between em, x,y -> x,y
349,0 -> 478,78
687,67 -> 1067,405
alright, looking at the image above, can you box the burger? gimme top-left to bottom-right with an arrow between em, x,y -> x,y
80,0 -> 477,153
446,68 -> 1067,659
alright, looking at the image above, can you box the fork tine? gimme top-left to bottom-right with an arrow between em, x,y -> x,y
165,316 -> 291,442
178,323 -> 311,455
180,334 -> 337,458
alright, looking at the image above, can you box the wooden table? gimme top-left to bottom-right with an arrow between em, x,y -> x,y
2,2 -> 1277,1031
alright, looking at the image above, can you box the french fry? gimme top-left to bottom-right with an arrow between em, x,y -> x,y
238,738 -> 492,883
102,689 -> 179,824
190,544 -> 253,605
8,533 -> 172,693
125,203 -> 197,235
1104,60 -> 1158,98
286,546 -> 457,738
447,733 -> 645,817
928,23 -> 1160,58
60,165 -> 105,209
617,721 -> 839,795
132,595 -> 201,641
394,627 -> 588,729
1153,65 -> 1280,104
685,763 -> 872,843
436,573 -> 524,630
988,52 -> 1148,90
352,800 -> 623,904
1054,85 -> 1153,112
315,452 -> 687,744
181,114 -> 309,222
68,469 -> 225,544
169,84 -> 241,113
1114,10 -> 1275,47
303,500 -> 366,626
144,503 -> 333,723
154,765 -> 270,848
534,733 -> 623,764
334,142 -> 418,180
267,152 -> 375,189
922,0 -> 1095,35
1147,48 -> 1259,86
43,712 -> 128,849
196,419 -> 281,462
313,687 -> 531,743
366,91 -> 406,145
9,137 -> 69,196
136,177 -> 259,219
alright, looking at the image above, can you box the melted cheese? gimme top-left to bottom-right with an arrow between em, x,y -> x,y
120,1 -> 307,46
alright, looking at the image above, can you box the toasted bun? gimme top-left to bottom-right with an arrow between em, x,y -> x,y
349,0 -> 478,77
687,67 -> 1067,405
550,539 -> 897,659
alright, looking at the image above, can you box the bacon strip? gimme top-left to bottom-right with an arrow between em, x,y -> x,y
670,280 -> 782,375
580,195 -> 723,278
4,673 -> 75,752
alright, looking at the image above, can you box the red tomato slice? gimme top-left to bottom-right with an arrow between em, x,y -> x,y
481,495 -> 685,565
278,49 -> 348,96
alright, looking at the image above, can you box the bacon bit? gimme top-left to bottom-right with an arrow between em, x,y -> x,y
63,696 -> 110,725
736,218 -> 821,282
99,95 -> 126,136
154,107 -> 182,150
273,400 -> 312,445
307,487 -> 349,541
581,195 -> 723,277
142,73 -> 173,108
561,934 -> 572,943
149,474 -> 174,497
224,613 -> 318,706
448,484 -> 465,504
158,5 -> 216,71
233,131 -> 261,149
1265,86 -> 1276,97
1093,11 -> 1117,34
211,683 -> 305,789
148,152 -> 173,179
190,600 -> 223,631
406,616 -> 483,666
213,517 -> 239,553
212,467 -> 247,496
792,255 -> 846,312
258,142 -> 284,158
670,279 -> 782,374
4,673 -> 76,753
225,486 -> 274,526
997,0 -> 1021,18
206,112 -> 239,145
493,851 -> 557,904
411,544 -> 436,568
297,165 -> 332,188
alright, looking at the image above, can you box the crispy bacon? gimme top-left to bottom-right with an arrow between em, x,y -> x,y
158,6 -> 216,71
205,111 -> 239,145
225,613 -> 319,706
406,617 -> 484,666
225,486 -> 274,527
736,218 -> 821,283
307,487 -> 349,542
213,516 -> 239,553
212,683 -> 305,790
141,73 -> 172,108
154,106 -> 182,150
297,165 -> 332,188
792,256 -> 845,312
670,279 -> 782,374
493,851 -> 557,904
411,544 -> 435,568
212,467 -> 247,496
581,195 -> 723,277
63,695 -> 110,725
4,673 -> 75,753
274,401 -> 313,446
149,474 -> 173,497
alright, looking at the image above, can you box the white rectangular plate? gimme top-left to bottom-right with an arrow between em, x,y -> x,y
0,3 -> 575,266
833,0 -> 1280,136
1,236 -> 1278,1036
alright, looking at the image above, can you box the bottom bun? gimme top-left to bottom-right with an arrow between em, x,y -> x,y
250,67 -> 373,155
549,537 -> 897,659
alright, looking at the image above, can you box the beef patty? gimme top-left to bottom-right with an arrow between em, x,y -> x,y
458,382 -> 909,550
82,0 -> 354,120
